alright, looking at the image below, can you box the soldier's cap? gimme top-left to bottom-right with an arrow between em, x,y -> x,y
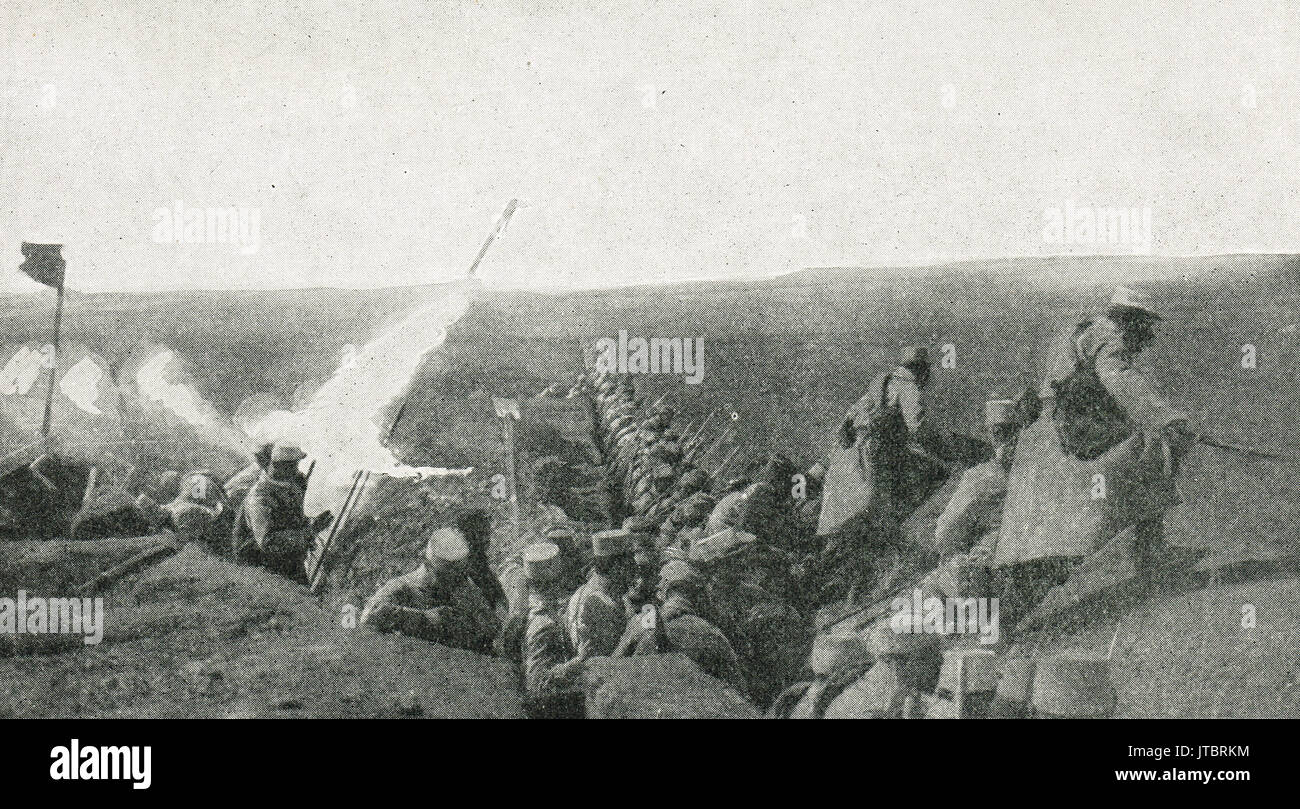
652,464 -> 676,481
678,468 -> 711,489
1109,285 -> 1162,320
591,528 -> 636,559
543,525 -> 576,542
810,632 -> 872,677
425,527 -> 470,564
937,648 -> 999,697
616,429 -> 637,444
678,493 -> 715,522
984,398 -> 1019,428
658,559 -> 704,589
271,443 -> 307,463
523,542 -> 562,582
867,619 -> 941,658
1031,653 -> 1116,717
899,345 -> 929,367
248,439 -> 275,460
659,545 -> 690,564
687,527 -> 758,566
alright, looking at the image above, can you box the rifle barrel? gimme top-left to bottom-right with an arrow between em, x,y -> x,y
1198,435 -> 1295,463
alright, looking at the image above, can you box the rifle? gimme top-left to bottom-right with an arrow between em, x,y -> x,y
684,411 -> 716,452
711,446 -> 741,478
644,392 -> 669,418
676,419 -> 696,448
308,468 -> 368,593
688,426 -> 733,466
1196,435 -> 1298,463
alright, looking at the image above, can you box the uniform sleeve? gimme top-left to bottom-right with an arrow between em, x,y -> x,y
452,581 -> 501,650
576,593 -> 624,659
887,376 -> 926,434
1088,331 -> 1186,430
524,618 -> 578,698
470,552 -> 508,612
244,488 -> 275,550
359,579 -> 410,633
713,639 -> 749,697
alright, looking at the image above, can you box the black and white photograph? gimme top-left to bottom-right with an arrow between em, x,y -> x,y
0,0 -> 1292,786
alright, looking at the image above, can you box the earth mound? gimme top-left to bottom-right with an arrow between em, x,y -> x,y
0,541 -> 522,718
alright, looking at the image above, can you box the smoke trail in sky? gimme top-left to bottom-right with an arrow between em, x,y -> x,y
248,278 -> 480,513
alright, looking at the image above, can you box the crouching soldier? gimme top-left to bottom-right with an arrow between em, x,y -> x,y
360,527 -> 500,655
233,443 -> 332,583
566,529 -> 638,659
693,529 -> 808,710
615,560 -> 748,697
521,542 -> 586,718
500,525 -> 588,663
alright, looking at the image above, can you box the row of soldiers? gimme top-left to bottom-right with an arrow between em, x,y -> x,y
356,282 -> 1196,718
354,361 -> 828,714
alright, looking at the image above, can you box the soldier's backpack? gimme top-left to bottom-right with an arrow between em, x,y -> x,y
1050,325 -> 1133,460
839,371 -> 908,464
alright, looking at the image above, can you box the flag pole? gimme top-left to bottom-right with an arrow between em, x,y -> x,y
40,281 -> 65,439
502,410 -> 521,549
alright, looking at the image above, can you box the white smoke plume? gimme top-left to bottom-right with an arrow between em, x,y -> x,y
247,279 -> 480,514
135,350 -> 216,427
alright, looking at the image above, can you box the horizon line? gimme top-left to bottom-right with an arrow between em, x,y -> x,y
1,250 -> 1293,297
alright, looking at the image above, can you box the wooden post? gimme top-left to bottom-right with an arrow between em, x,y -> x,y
492,398 -> 522,550
502,413 -> 521,548
40,283 -> 65,439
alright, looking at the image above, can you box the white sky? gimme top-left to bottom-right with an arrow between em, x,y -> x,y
2,0 -> 1298,293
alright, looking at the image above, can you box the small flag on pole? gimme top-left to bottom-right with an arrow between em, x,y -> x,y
492,397 -> 520,420
18,242 -> 67,438
19,242 -> 65,289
